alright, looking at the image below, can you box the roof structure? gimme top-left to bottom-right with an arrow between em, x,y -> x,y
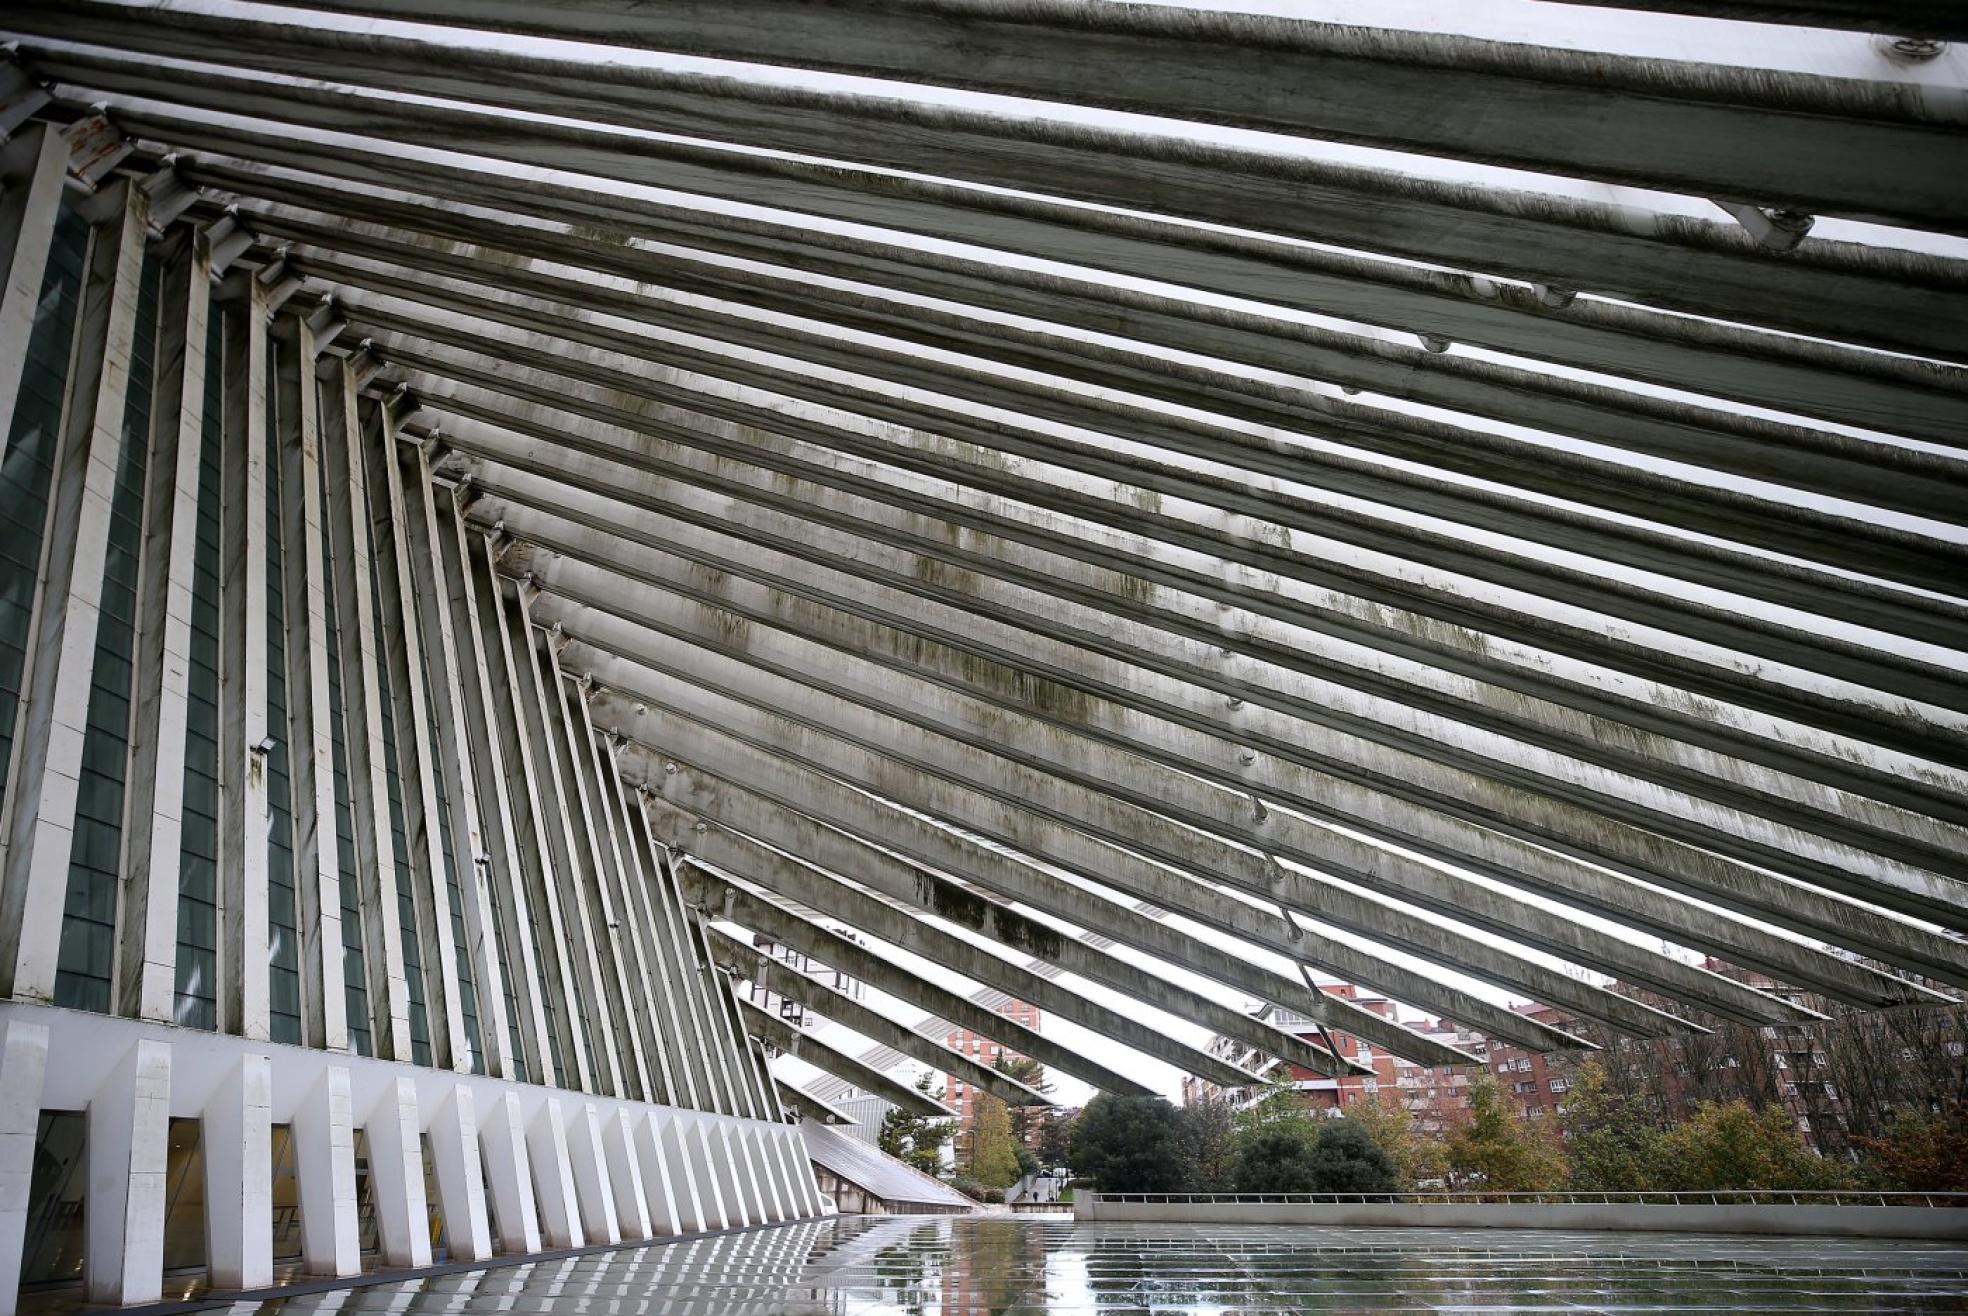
799,1117 -> 977,1213
12,0 -> 1962,1101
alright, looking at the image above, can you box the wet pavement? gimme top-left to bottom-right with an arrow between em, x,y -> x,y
50,1216 -> 1968,1314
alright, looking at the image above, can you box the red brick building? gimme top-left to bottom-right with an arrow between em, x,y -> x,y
945,997 -> 1042,1161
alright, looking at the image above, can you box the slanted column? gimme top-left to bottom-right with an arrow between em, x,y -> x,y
216,272 -> 271,1041
743,1125 -> 789,1223
782,1126 -> 822,1218
478,1092 -> 539,1256
0,180 -> 150,1003
564,1101 -> 620,1246
684,1115 -> 732,1230
117,226 -> 213,1023
708,1119 -> 755,1227
202,1054 -> 273,1291
362,1077 -> 429,1270
291,1065 -> 360,1277
600,1108 -> 652,1241
523,1098 -> 584,1250
319,360 -> 411,1060
0,1020 -> 50,1316
629,1111 -> 682,1238
0,122 -> 68,453
272,308 -> 347,1051
86,1038 -> 172,1306
427,1084 -> 492,1263
654,1110 -> 707,1234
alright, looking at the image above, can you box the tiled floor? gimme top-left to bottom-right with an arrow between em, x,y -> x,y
46,1217 -> 1968,1314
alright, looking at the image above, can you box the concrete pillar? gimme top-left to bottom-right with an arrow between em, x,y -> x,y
0,181 -> 149,1003
0,122 -> 67,460
274,309 -> 348,1052
362,1077 -> 430,1270
599,1108 -> 652,1241
654,1110 -> 708,1234
0,1021 -> 50,1316
681,1115 -> 730,1231
478,1092 -> 539,1256
523,1098 -> 583,1249
427,1084 -> 492,1263
202,1055 -> 273,1291
291,1065 -> 360,1277
116,229 -> 213,1024
709,1120 -> 755,1228
217,276 -> 272,1041
86,1038 -> 172,1306
772,1125 -> 820,1219
628,1111 -> 682,1237
563,1101 -> 620,1246
319,366 -> 412,1060
744,1125 -> 789,1223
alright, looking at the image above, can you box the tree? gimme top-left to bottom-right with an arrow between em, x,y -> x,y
1446,1075 -> 1566,1193
1561,1060 -> 1668,1193
1306,1118 -> 1400,1194
1657,1100 -> 1850,1193
1037,1107 -> 1076,1169
1176,1092 -> 1241,1193
967,1091 -> 1023,1189
995,1054 -> 1052,1152
878,1073 -> 955,1176
1233,1080 -> 1324,1149
1070,1093 -> 1187,1192
1346,1099 -> 1446,1190
1233,1128 -> 1322,1193
1855,1101 -> 1968,1192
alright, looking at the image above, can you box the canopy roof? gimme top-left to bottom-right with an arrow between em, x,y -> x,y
13,0 -> 1962,1088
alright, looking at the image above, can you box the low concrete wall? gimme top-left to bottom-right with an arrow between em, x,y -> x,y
1075,1196 -> 1968,1240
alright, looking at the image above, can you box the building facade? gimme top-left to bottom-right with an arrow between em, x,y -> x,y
945,997 -> 1042,1162
0,153 -> 823,1315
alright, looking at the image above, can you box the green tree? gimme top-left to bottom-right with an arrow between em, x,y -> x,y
1233,1080 -> 1323,1149
878,1073 -> 955,1176
1346,1099 -> 1446,1190
1176,1092 -> 1241,1192
1070,1093 -> 1187,1192
1658,1100 -> 1850,1192
1233,1127 -> 1322,1193
1037,1107 -> 1076,1169
1307,1118 -> 1400,1193
1446,1075 -> 1566,1193
968,1091 -> 1023,1189
1561,1060 -> 1667,1192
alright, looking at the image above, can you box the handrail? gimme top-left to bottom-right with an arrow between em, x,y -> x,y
1084,1190 -> 1968,1208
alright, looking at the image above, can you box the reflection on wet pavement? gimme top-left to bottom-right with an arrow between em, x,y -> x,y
114,1216 -> 1968,1314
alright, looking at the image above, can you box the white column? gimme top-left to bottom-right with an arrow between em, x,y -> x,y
745,1125 -> 790,1223
712,1119 -> 758,1227
523,1098 -> 584,1250
786,1126 -> 823,1217
427,1084 -> 492,1263
478,1092 -> 539,1256
0,1020 -> 49,1316
600,1108 -> 652,1241
218,276 -> 271,1041
0,181 -> 150,1003
685,1116 -> 733,1230
116,228 -> 213,1024
362,1077 -> 430,1270
564,1101 -> 620,1246
86,1038 -> 172,1306
0,122 -> 67,461
291,1065 -> 360,1277
274,310 -> 347,1052
654,1110 -> 707,1234
203,1054 -> 273,1291
769,1125 -> 818,1219
628,1111 -> 682,1238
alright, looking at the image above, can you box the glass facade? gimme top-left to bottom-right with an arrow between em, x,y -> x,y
54,247 -> 161,1013
420,653 -> 483,1076
370,551 -> 432,1067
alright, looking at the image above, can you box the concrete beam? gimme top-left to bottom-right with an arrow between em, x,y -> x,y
705,926 -> 1052,1109
504,517 -> 1947,1007
690,867 -> 1160,1097
732,996 -> 954,1120
54,0 -> 1968,231
773,1080 -> 855,1127
651,796 -> 1261,1089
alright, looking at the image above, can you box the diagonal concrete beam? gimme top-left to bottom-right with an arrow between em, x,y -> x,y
654,797 -> 1263,1090
686,867 -> 1160,1097
774,1080 -> 856,1127
732,997 -> 953,1120
705,927 -> 1053,1109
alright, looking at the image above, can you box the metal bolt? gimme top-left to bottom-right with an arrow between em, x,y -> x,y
1238,750 -> 1258,766
665,761 -> 679,774
1877,34 -> 1945,63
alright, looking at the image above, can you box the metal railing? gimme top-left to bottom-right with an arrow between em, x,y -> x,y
1088,1190 -> 1968,1209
